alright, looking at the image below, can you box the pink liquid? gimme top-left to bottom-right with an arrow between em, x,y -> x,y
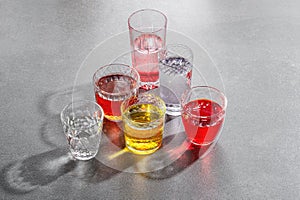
182,99 -> 225,146
132,33 -> 163,90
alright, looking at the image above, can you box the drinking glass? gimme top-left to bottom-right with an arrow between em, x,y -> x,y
181,86 -> 227,146
159,44 -> 193,116
93,64 -> 140,121
121,93 -> 166,155
60,100 -> 104,160
128,9 -> 167,90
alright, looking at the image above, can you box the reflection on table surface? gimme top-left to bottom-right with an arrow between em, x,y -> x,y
97,115 -> 216,174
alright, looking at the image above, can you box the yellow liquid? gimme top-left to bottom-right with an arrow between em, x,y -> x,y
123,104 -> 164,155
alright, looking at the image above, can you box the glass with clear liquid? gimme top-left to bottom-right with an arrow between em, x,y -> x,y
159,44 -> 193,116
60,100 -> 104,160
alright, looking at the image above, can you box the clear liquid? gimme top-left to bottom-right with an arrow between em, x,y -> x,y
63,115 -> 102,160
132,33 -> 163,90
159,57 -> 192,116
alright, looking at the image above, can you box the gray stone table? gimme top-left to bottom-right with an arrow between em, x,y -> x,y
0,0 -> 299,199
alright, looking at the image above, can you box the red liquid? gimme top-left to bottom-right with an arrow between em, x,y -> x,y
132,33 -> 163,90
95,93 -> 123,118
181,99 -> 225,146
95,74 -> 138,120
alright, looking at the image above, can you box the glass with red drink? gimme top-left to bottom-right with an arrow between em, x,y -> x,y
93,64 -> 140,121
128,9 -> 167,90
181,86 -> 227,146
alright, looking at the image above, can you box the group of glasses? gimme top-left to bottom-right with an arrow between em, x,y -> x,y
60,9 -> 228,161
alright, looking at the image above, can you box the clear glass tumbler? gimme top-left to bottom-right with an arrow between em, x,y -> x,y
93,64 -> 140,121
121,93 -> 166,155
181,86 -> 227,146
128,9 -> 167,91
159,44 -> 193,116
60,100 -> 104,160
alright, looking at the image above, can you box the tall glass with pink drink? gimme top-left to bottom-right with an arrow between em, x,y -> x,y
128,9 -> 167,90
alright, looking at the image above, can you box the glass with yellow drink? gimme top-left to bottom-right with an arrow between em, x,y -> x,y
121,93 -> 166,155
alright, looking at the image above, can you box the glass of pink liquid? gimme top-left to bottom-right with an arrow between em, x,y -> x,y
128,9 -> 167,90
181,86 -> 227,147
93,64 -> 140,122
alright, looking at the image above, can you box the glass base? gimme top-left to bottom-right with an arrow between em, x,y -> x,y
70,150 -> 97,161
104,114 -> 122,122
165,103 -> 182,116
188,138 -> 215,146
126,144 -> 161,155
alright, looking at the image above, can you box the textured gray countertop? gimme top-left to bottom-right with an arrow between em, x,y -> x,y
1,0 -> 299,199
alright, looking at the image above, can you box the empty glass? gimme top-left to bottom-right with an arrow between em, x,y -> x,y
60,100 -> 104,160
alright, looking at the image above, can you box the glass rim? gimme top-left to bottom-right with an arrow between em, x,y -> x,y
163,43 -> 194,63
93,63 -> 140,96
128,9 -> 167,34
121,93 -> 166,125
166,43 -> 193,56
166,43 -> 193,50
60,99 -> 104,126
181,86 -> 227,119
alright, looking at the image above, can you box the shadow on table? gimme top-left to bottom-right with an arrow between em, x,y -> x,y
0,147 -> 120,194
0,148 -> 75,194
38,84 -> 93,148
96,116 -> 216,177
0,85 -> 118,194
141,142 -> 216,179
102,118 -> 125,149
95,115 -> 192,174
